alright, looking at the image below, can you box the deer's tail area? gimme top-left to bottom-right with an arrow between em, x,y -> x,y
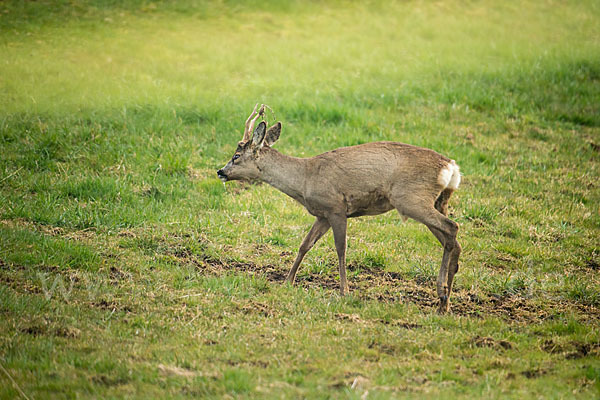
435,160 -> 461,216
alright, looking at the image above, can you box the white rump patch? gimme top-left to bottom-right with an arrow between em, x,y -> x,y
438,160 -> 461,190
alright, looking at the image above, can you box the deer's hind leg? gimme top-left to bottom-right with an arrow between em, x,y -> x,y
426,225 -> 461,313
445,239 -> 461,309
432,188 -> 461,312
394,200 -> 460,314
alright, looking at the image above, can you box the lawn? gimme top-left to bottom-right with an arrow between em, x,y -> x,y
0,0 -> 599,398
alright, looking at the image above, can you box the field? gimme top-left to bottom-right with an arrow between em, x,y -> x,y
1,0 -> 599,398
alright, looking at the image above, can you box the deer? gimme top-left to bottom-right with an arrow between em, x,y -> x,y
217,104 -> 462,313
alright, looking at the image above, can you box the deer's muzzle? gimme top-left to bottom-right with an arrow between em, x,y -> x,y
217,169 -> 228,182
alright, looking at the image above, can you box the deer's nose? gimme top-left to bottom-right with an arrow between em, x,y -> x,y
217,169 -> 227,178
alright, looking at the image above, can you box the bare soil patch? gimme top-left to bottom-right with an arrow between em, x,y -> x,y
165,249 -> 599,324
541,339 -> 600,359
470,335 -> 514,350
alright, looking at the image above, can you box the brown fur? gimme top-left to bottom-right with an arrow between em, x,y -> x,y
218,112 -> 462,314
435,188 -> 454,216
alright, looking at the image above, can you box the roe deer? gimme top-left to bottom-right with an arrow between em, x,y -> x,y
217,104 -> 462,313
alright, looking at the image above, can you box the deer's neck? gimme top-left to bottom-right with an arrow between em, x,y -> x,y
257,148 -> 306,203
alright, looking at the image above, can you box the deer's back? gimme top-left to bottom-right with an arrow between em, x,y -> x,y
303,142 -> 452,218
308,141 -> 449,185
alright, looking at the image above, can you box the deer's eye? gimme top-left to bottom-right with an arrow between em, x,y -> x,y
232,154 -> 240,161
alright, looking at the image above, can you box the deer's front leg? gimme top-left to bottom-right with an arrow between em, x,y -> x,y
286,217 -> 330,284
328,214 -> 349,295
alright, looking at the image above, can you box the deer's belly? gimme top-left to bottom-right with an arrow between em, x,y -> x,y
345,191 -> 394,218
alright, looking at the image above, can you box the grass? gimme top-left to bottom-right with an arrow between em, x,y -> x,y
1,0 -> 599,398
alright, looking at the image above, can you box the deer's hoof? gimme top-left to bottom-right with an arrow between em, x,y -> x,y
437,298 -> 450,314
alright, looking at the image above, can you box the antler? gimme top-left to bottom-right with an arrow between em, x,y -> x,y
243,103 -> 265,142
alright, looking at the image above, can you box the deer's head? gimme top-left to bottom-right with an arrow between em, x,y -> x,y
217,104 -> 281,182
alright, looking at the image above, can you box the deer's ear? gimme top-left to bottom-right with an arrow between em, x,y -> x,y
264,122 -> 281,147
252,121 -> 267,146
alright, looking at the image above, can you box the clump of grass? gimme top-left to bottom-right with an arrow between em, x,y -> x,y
566,280 -> 600,307
352,250 -> 388,270
405,262 -> 437,284
461,201 -> 498,225
486,270 -> 535,297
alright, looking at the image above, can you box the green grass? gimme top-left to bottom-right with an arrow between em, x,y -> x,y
1,0 -> 599,398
